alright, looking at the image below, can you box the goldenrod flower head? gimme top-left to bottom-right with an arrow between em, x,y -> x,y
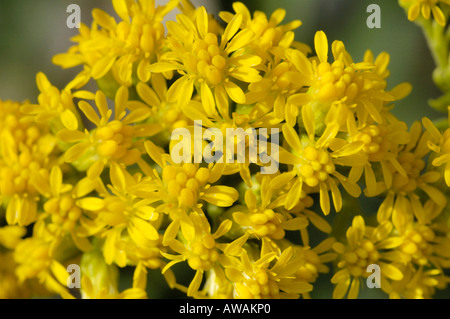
232,180 -> 308,240
144,140 -> 239,216
224,245 -> 313,299
375,122 -> 447,235
20,72 -> 82,133
219,2 -> 302,58
348,119 -> 411,194
150,5 -> 262,117
135,73 -> 191,143
53,0 -> 180,89
277,123 -> 363,215
14,237 -> 73,298
422,108 -> 450,186
78,163 -> 162,267
161,211 -> 232,297
0,100 -> 60,227
80,246 -> 147,299
331,216 -> 404,299
389,265 -> 447,299
400,0 -> 450,26
284,31 -> 409,130
58,88 -> 151,172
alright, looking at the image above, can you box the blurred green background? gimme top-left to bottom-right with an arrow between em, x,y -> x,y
0,0 -> 447,299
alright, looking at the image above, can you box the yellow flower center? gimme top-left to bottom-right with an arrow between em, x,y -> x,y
248,209 -> 285,239
340,239 -> 379,277
392,151 -> 425,193
3,113 -> 42,148
94,120 -> 140,164
400,225 -> 435,266
295,145 -> 335,188
117,12 -> 165,55
294,248 -> 321,282
0,148 -> 43,196
354,125 -> 390,161
235,268 -> 279,298
185,33 -> 227,86
14,238 -> 51,282
43,195 -> 82,233
312,59 -> 385,104
162,163 -> 209,208
187,234 -> 219,271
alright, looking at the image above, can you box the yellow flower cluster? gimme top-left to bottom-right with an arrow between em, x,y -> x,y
1,0 -> 450,299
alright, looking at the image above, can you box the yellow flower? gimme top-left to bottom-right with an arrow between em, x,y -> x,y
135,73 -> 192,144
142,140 -> 239,217
232,176 -> 309,240
400,0 -> 450,26
276,180 -> 332,246
277,122 -> 363,215
80,246 -> 147,299
223,245 -> 313,299
389,265 -> 448,299
277,238 -> 337,298
394,199 -> 450,269
285,31 -> 405,129
348,118 -> 411,195
331,216 -> 404,299
0,225 -> 26,250
219,1 -> 303,60
20,72 -> 83,133
376,122 -> 447,234
58,88 -> 153,173
53,0 -> 180,89
422,108 -> 450,186
80,162 -> 162,268
150,6 -> 262,118
13,237 -> 74,299
161,211 -> 232,297
31,165 -> 97,254
0,100 -> 59,226
180,100 -> 281,187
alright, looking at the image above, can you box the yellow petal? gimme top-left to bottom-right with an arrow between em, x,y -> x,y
282,123 -> 302,153
332,277 -> 350,299
226,28 -> 254,53
112,0 -> 129,21
224,81 -> 246,104
282,217 -> 308,231
319,182 -> 330,215
196,6 -> 208,38
201,81 -> 216,117
64,141 -> 91,162
233,211 -> 252,227
78,101 -> 100,126
61,109 -> 79,130
77,197 -> 105,211
432,5 -> 446,26
130,217 -> 159,241
408,3 -> 421,21
92,9 -> 116,30
50,261 -> 70,287
314,31 -> 328,63
202,186 -> 239,207
50,166 -> 63,196
379,262 -> 403,281
91,55 -> 116,79
347,277 -> 360,299
285,178 -> 303,210
222,13 -> 243,44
